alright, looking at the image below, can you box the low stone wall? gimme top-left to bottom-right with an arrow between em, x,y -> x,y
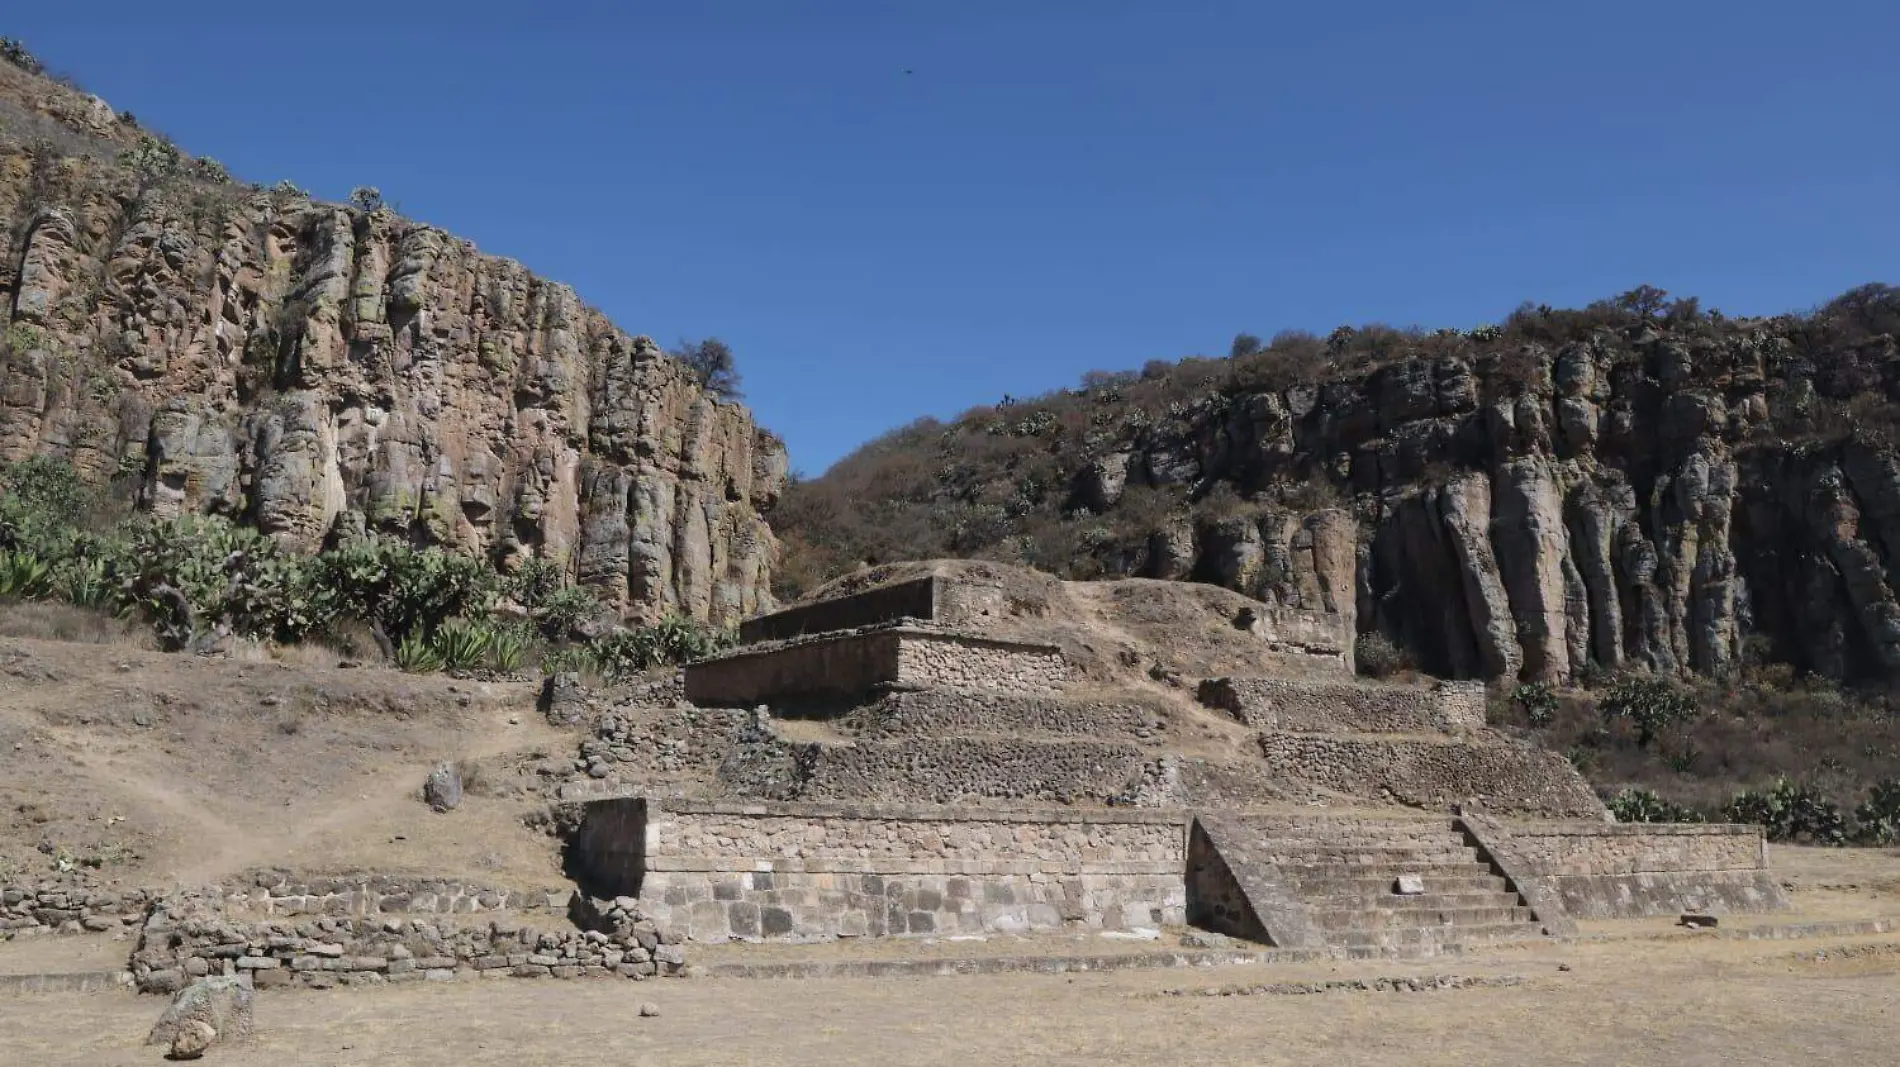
840,689 -> 1165,742
1461,818 -> 1786,919
1256,731 -> 1605,817
683,626 -> 1067,706
1198,678 -> 1485,733
130,891 -> 684,993
800,737 -> 1151,805
580,798 -> 1190,944
215,870 -> 570,919
1,879 -> 157,938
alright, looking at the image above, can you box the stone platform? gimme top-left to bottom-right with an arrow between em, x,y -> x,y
568,797 -> 1786,950
684,625 -> 1067,706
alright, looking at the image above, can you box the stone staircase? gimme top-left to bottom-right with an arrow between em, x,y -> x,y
1190,814 -> 1549,952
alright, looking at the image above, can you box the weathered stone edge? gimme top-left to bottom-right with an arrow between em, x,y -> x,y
650,797 -> 1192,825
690,623 -> 1065,666
643,857 -> 1182,876
1455,816 -> 1579,937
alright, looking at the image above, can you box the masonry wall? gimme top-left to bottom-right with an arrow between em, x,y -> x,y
892,631 -> 1068,693
1198,678 -> 1485,732
685,629 -> 901,705
624,799 -> 1188,943
684,627 -> 1068,706
843,690 -> 1165,742
1463,819 -> 1786,918
1256,732 -> 1605,817
739,578 -> 937,643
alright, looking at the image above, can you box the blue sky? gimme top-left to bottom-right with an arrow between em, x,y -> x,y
11,2 -> 1899,473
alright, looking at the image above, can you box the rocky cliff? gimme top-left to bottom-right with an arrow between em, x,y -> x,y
780,290 -> 1900,684
0,59 -> 786,623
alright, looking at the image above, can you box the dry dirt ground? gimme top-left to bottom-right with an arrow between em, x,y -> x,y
3,922 -> 1897,1066
0,621 -> 566,889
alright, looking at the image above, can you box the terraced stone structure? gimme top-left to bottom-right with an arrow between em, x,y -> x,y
586,568 -> 1784,950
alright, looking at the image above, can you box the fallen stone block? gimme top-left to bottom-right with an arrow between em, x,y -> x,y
1394,874 -> 1426,895
147,976 -> 254,1052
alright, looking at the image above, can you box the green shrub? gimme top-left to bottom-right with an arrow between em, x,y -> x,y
314,537 -> 497,644
1607,788 -> 1702,824
1724,778 -> 1848,846
489,621 -> 534,673
1599,677 -> 1695,746
430,619 -> 494,671
120,516 -> 331,645
1854,779 -> 1900,845
1513,682 -> 1558,728
123,135 -> 182,182
578,615 -> 734,683
394,628 -> 444,673
56,556 -> 115,608
0,550 -> 54,599
0,37 -> 44,74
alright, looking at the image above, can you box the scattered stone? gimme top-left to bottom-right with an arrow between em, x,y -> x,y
1557,963 -> 1572,972
639,1001 -> 660,1017
423,762 -> 463,812
1680,913 -> 1719,929
1180,931 -> 1235,950
1394,874 -> 1426,895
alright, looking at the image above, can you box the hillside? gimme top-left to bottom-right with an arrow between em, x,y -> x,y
0,49 -> 784,625
777,285 -> 1900,687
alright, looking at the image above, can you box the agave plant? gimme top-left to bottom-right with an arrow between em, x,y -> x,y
394,628 -> 445,674
58,556 -> 116,609
0,550 -> 54,599
430,619 -> 494,672
489,622 -> 534,673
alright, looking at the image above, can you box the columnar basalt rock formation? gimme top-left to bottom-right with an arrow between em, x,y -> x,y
0,62 -> 785,623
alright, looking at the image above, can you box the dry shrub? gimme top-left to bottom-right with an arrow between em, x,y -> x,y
0,602 -> 149,646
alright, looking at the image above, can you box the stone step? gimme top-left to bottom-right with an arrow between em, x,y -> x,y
1327,921 -> 1547,949
1300,890 -> 1525,911
1230,820 -> 1461,836
1275,859 -> 1501,882
1278,871 -> 1512,896
1310,904 -> 1533,930
1252,845 -> 1482,865
1233,834 -> 1465,849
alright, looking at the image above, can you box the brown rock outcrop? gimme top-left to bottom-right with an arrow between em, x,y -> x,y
0,62 -> 784,623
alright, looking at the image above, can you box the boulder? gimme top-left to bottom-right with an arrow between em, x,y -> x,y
423,762 -> 462,812
147,976 -> 253,1049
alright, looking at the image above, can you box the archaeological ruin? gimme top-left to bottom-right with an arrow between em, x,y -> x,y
565,563 -> 1785,950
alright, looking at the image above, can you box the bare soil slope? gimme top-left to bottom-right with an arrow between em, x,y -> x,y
0,628 -> 562,889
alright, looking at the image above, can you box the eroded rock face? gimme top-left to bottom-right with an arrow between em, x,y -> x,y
0,65 -> 785,624
1052,336 -> 1900,684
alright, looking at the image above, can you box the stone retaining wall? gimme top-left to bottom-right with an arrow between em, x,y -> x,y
130,891 -> 683,993
213,870 -> 571,918
841,689 -> 1166,742
1198,678 -> 1485,733
1461,818 -> 1786,918
577,798 -> 1190,944
683,626 -> 1067,706
1,880 -> 157,939
1256,731 -> 1605,816
800,737 -> 1152,805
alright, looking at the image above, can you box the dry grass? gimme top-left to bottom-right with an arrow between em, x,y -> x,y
0,602 -> 149,647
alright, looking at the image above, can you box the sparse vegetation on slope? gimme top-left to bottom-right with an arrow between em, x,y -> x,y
0,457 -> 732,676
